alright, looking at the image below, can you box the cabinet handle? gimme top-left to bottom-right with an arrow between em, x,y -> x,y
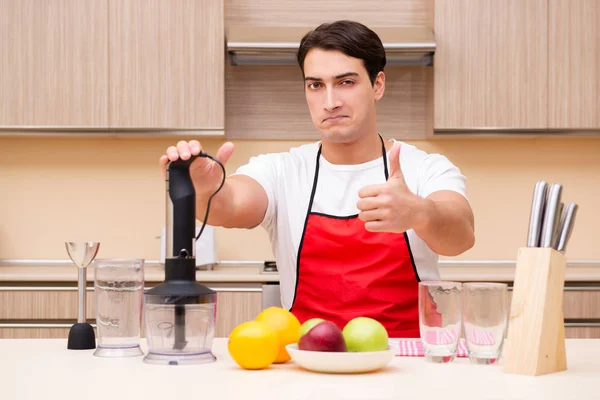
564,321 -> 600,328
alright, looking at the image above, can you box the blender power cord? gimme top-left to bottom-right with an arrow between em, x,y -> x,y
195,151 -> 226,242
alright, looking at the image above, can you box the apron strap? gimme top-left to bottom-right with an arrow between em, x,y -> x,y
379,134 -> 389,180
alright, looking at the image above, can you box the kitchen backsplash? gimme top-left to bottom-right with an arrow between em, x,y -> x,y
0,136 -> 599,261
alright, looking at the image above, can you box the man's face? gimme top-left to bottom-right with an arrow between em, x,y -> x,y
302,48 -> 385,144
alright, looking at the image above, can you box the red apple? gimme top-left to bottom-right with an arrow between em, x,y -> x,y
298,321 -> 347,352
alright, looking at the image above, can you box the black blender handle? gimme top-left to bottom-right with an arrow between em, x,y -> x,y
167,151 -> 226,243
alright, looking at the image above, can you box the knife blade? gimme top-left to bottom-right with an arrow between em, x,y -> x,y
555,203 -> 578,253
540,183 -> 562,248
527,181 -> 548,247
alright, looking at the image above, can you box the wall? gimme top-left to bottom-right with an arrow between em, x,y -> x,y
1,0 -> 598,263
1,135 -> 599,262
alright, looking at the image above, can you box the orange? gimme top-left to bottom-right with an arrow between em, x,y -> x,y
228,320 -> 279,370
255,307 -> 301,363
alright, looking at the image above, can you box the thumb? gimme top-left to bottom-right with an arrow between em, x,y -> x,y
215,142 -> 234,165
387,142 -> 406,184
190,142 -> 234,179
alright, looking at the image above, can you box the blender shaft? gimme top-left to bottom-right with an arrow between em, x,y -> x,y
78,268 -> 86,323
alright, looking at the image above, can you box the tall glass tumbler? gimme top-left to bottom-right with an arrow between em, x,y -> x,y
93,258 -> 145,357
419,281 -> 463,363
462,282 -> 508,365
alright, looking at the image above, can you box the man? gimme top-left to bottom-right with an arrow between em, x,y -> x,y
160,20 -> 475,338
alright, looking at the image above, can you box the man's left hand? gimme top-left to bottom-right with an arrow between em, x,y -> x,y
357,143 -> 432,233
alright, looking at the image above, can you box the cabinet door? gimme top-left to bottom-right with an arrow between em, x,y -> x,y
109,0 -> 224,130
0,0 -> 108,128
214,291 -> 263,338
434,0 -> 548,130
0,289 -> 95,320
563,290 -> 600,319
549,0 -> 600,129
565,326 -> 600,339
508,289 -> 600,320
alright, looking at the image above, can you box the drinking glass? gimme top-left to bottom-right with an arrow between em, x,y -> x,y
93,258 -> 145,357
462,282 -> 509,364
419,281 -> 463,363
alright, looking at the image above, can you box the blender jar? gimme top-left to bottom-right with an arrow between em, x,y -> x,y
143,289 -> 217,365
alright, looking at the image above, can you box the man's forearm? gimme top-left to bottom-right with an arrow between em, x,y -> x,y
195,175 -> 268,229
195,180 -> 237,228
413,193 -> 475,257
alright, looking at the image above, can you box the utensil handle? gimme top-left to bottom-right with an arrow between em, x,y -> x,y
78,268 -> 86,323
527,181 -> 547,247
540,183 -> 562,248
556,203 -> 578,253
552,202 -> 564,248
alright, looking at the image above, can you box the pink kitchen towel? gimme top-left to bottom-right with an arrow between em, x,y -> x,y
421,328 -> 496,346
389,339 -> 469,357
465,328 -> 497,346
389,329 -> 496,357
422,329 -> 460,345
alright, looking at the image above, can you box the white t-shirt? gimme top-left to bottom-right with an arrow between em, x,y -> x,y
234,140 -> 468,310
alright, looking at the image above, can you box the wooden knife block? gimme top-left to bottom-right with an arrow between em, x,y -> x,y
503,247 -> 567,376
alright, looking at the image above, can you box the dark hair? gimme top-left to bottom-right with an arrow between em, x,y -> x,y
296,20 -> 386,86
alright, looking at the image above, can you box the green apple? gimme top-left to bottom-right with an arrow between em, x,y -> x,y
342,317 -> 389,352
298,318 -> 325,339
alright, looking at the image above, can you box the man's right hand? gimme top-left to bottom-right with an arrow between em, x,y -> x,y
159,140 -> 235,198
159,139 -> 268,229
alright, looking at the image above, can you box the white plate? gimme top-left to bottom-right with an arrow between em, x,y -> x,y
285,344 -> 394,374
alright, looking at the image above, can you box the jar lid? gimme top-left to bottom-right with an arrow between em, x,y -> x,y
145,281 -> 216,304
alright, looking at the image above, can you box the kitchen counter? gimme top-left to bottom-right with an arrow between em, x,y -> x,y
1,338 -> 599,400
1,259 -> 600,283
0,261 -> 279,283
438,259 -> 600,282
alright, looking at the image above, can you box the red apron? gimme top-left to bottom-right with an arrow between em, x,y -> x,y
290,136 -> 421,338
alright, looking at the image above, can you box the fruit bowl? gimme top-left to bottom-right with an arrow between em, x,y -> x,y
285,344 -> 394,374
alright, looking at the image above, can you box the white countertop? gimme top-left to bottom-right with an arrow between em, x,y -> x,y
2,338 -> 599,400
1,259 -> 600,284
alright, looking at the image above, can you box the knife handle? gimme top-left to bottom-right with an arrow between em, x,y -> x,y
527,181 -> 548,247
540,183 -> 562,248
555,203 -> 578,253
553,202 -> 564,248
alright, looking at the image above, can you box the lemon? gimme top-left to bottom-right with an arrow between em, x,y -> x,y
256,307 -> 301,363
228,320 -> 279,370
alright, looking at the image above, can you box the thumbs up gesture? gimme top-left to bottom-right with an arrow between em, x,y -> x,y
357,142 -> 431,233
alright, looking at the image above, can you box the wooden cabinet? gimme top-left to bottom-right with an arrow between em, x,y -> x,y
434,0 -> 548,130
0,289 -> 95,320
0,0 -> 224,132
0,286 -> 262,339
548,0 -> 600,129
565,327 -> 600,339
109,0 -> 224,130
214,291 -> 263,338
506,288 -> 600,339
434,0 -> 600,132
1,284 -> 597,339
562,290 -> 600,319
0,0 -> 109,128
559,290 -> 600,339
507,289 -> 600,321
